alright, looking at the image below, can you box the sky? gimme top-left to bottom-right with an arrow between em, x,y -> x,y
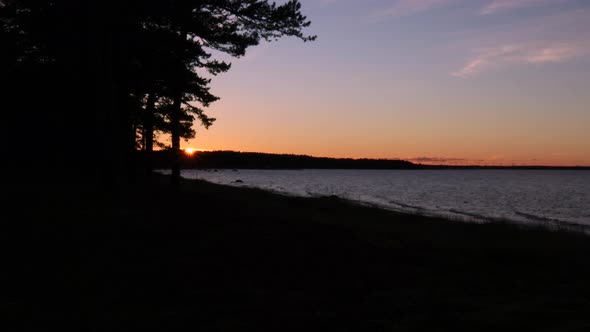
182,0 -> 590,166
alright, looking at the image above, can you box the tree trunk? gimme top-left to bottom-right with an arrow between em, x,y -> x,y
145,91 -> 156,177
170,31 -> 187,185
171,90 -> 182,185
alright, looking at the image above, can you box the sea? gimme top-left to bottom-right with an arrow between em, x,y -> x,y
176,169 -> 590,230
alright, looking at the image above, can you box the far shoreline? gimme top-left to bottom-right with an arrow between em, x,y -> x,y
146,150 -> 590,170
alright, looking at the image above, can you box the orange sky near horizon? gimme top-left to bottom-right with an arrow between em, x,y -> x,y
179,78 -> 590,166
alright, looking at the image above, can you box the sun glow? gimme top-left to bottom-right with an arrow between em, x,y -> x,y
184,148 -> 198,155
183,148 -> 210,155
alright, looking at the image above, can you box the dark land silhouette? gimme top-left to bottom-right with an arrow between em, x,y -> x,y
6,172 -> 590,331
147,150 -> 590,170
4,1 -> 590,330
149,150 -> 419,169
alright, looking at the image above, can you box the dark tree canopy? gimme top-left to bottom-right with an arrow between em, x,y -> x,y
1,0 -> 315,185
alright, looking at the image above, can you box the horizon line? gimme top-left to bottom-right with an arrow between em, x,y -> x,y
163,148 -> 590,168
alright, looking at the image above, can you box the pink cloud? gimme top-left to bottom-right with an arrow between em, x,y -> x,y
481,0 -> 569,15
452,43 -> 589,78
409,157 -> 468,164
526,46 -> 578,63
452,5 -> 590,78
451,58 -> 490,78
452,45 -> 520,78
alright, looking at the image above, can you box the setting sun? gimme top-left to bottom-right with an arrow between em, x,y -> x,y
184,148 -> 197,155
183,148 -> 209,155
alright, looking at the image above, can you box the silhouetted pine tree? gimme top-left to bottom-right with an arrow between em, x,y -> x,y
1,0 -> 314,186
153,0 -> 316,184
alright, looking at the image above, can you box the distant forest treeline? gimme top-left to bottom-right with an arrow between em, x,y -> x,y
147,150 -> 419,169
145,150 -> 590,170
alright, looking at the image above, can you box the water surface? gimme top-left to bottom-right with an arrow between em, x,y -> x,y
178,169 -> 590,228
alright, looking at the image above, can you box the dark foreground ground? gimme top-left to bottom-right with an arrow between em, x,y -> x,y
5,173 -> 590,331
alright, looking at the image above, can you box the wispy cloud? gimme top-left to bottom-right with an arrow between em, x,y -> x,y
451,5 -> 590,78
480,0 -> 569,15
372,0 -> 571,19
373,0 -> 579,19
374,0 -> 456,18
452,45 -> 519,78
526,45 -> 579,63
452,42 -> 588,78
409,156 -> 467,164
317,0 -> 339,5
367,0 -> 590,77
